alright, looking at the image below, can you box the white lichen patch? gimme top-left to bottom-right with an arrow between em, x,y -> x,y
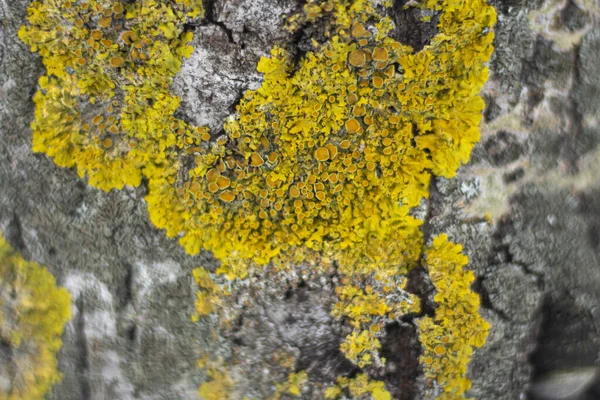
64,272 -> 114,306
134,260 -> 181,303
86,310 -> 118,340
461,165 -> 522,220
101,350 -> 136,399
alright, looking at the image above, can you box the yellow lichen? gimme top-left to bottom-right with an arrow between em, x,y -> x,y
20,0 -> 496,396
325,373 -> 391,400
18,0 -> 205,191
416,235 -> 491,399
191,268 -> 231,320
198,368 -> 233,400
272,371 -> 308,399
0,235 -> 72,400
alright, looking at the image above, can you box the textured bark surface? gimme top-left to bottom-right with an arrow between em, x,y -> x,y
1,0 -> 599,399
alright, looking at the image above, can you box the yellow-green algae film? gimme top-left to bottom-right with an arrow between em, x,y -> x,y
19,0 -> 496,398
0,235 -> 72,400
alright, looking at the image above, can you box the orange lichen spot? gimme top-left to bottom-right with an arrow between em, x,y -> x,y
217,176 -> 231,189
208,182 -> 219,193
388,115 -> 399,124
91,30 -> 102,40
289,186 -> 300,198
102,138 -> 113,148
315,147 -> 330,161
259,135 -> 269,149
98,17 -> 111,28
315,191 -> 326,201
206,169 -> 220,182
190,182 -> 201,194
352,105 -> 366,117
250,153 -> 264,167
434,344 -> 445,355
348,50 -> 366,67
373,76 -> 384,88
268,151 -> 279,163
92,115 -> 104,125
219,191 -> 236,203
384,65 -> 395,79
326,144 -> 338,159
121,30 -> 136,44
340,140 -> 351,150
372,47 -> 388,62
347,93 -> 358,105
110,56 -> 124,67
345,118 -> 360,134
112,3 -> 124,13
351,22 -> 367,38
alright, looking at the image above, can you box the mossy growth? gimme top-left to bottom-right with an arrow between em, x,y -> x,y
20,0 -> 496,397
0,235 -> 72,400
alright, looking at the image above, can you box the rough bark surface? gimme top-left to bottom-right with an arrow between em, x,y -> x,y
0,0 -> 599,399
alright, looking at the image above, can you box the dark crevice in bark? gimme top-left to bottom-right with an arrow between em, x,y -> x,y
1,336 -> 16,396
378,177 -> 440,397
75,297 -> 92,400
5,213 -> 26,254
202,0 -> 235,44
117,261 -> 135,311
489,215 -> 545,286
390,0 -> 440,52
377,322 -> 421,400
472,276 -> 510,321
405,176 -> 442,320
126,324 -> 138,344
559,44 -> 584,173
